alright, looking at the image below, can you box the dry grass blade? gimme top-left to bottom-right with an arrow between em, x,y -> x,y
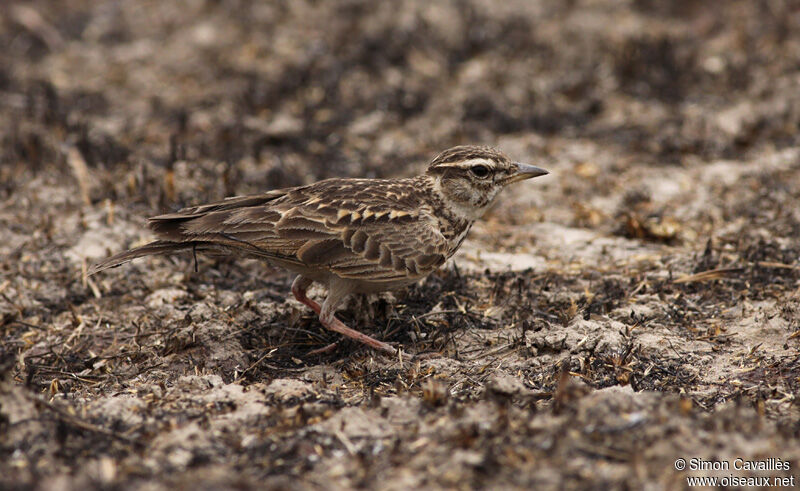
66,146 -> 92,206
674,261 -> 799,284
673,267 -> 745,284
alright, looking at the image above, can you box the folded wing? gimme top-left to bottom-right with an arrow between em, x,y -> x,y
91,179 -> 448,282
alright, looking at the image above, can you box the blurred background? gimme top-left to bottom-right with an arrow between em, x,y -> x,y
2,0 -> 798,210
2,3 -> 800,489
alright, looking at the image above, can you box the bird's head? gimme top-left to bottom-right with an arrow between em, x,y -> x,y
426,145 -> 548,220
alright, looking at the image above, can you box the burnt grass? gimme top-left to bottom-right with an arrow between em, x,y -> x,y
2,1 -> 800,489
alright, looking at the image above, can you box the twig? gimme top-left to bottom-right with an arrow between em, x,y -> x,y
413,309 -> 461,320
334,430 -> 357,455
29,395 -> 139,445
694,333 -> 736,342
237,348 -> 278,379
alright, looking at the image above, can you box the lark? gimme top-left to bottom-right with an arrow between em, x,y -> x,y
89,146 -> 548,354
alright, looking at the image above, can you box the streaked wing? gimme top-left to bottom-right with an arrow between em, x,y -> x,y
149,191 -> 288,240
294,213 -> 448,281
145,177 -> 448,281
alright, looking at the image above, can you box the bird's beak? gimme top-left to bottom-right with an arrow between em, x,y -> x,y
505,162 -> 549,184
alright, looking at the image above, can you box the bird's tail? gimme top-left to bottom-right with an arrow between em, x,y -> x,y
87,241 -> 202,276
88,191 -> 293,276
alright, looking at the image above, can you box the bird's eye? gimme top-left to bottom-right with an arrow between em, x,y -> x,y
470,165 -> 491,179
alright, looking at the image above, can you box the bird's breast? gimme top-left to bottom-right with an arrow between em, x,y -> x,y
439,216 -> 473,257
448,221 -> 473,256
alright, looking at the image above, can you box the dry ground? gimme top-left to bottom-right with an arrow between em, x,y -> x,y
1,1 -> 799,489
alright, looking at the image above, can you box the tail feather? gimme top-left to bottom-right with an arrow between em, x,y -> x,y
89,191 -> 296,276
88,238 -> 303,276
87,241 -> 199,276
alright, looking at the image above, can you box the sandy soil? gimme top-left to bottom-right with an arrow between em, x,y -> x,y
1,0 -> 799,489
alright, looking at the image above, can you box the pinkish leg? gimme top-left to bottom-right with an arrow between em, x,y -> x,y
291,275 -> 321,314
291,275 -> 396,355
318,310 -> 396,354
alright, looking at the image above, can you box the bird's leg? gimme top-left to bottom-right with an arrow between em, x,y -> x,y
291,275 -> 321,314
292,275 -> 339,354
319,297 -> 397,355
291,275 -> 396,354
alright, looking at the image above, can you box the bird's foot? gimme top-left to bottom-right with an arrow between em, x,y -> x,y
319,314 -> 397,355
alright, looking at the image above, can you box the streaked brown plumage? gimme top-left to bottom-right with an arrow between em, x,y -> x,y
89,145 -> 548,354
